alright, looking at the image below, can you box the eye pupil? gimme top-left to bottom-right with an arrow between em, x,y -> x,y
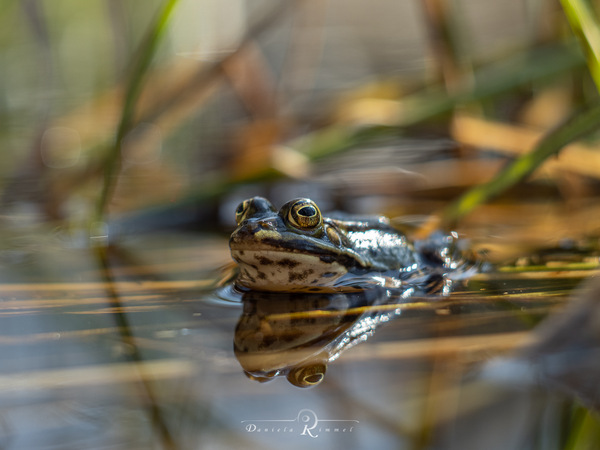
298,206 -> 316,217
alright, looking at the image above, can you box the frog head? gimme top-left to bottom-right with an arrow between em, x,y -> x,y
229,197 -> 368,292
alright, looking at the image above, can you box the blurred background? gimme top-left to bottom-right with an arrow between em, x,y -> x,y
2,1 -> 600,449
3,0 -> 598,242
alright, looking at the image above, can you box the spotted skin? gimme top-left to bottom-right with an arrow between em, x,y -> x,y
228,197 -> 425,292
231,249 -> 349,292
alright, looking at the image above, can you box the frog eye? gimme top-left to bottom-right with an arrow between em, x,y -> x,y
286,361 -> 327,387
288,199 -> 322,230
235,200 -> 250,224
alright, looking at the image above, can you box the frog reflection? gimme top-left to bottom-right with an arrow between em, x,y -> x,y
234,288 -> 408,387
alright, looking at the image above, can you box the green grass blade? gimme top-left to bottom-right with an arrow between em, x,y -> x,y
441,101 -> 600,227
95,0 -> 180,223
294,44 -> 584,159
560,0 -> 600,93
563,406 -> 600,450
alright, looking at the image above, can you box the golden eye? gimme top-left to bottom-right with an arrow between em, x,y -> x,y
286,361 -> 327,387
288,199 -> 322,230
235,200 -> 250,224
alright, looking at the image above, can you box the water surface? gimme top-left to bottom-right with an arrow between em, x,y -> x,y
0,230 -> 596,449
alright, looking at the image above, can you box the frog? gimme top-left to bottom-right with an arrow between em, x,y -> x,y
229,196 -> 426,292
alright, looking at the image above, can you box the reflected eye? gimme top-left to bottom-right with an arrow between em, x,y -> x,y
288,199 -> 322,230
235,200 -> 250,224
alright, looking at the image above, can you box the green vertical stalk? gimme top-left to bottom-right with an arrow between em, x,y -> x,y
560,0 -> 600,92
95,0 -> 180,224
563,406 -> 600,450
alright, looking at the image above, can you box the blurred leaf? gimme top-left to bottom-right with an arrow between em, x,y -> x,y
564,406 -> 600,450
560,0 -> 600,93
95,0 -> 180,222
294,44 -> 584,159
442,101 -> 600,227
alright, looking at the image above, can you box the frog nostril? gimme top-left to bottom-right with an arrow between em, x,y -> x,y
248,220 -> 275,232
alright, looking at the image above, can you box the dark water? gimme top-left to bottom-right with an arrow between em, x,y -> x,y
0,230 -> 597,450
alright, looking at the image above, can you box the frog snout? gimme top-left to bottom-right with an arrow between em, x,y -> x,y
245,219 -> 277,233
231,220 -> 276,244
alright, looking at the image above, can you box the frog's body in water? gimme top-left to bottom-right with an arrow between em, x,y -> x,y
229,197 -> 438,293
